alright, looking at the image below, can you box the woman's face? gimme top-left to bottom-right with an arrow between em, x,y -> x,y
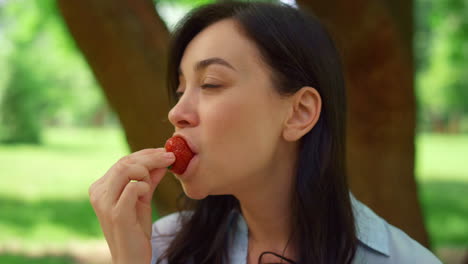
168,19 -> 293,199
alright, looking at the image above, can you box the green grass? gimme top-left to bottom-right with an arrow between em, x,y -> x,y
420,181 -> 468,248
414,133 -> 468,248
0,127 -> 129,200
0,127 -> 129,251
0,254 -> 74,264
416,133 -> 468,181
0,127 -> 467,257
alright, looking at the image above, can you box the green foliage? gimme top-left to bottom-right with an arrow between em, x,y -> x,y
0,0 -> 109,144
0,0 -> 48,144
415,0 -> 468,132
0,54 -> 47,144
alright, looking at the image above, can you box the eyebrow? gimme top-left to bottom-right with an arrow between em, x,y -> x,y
178,57 -> 237,75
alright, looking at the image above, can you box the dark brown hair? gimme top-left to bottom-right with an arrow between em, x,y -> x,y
159,1 -> 357,263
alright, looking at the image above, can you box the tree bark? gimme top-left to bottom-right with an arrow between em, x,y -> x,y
56,0 -> 182,216
296,0 -> 430,247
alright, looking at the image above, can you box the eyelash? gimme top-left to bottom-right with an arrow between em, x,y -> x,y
201,83 -> 221,89
175,84 -> 221,99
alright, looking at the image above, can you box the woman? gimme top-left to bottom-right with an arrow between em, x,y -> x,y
89,2 -> 442,264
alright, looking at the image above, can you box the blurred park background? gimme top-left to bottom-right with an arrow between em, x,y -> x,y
0,0 -> 467,263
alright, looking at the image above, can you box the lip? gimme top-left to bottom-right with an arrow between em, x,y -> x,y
172,133 -> 198,154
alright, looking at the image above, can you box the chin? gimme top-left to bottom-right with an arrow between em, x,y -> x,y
181,183 -> 209,200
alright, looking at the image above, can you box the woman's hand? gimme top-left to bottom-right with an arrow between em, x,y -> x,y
88,148 -> 175,264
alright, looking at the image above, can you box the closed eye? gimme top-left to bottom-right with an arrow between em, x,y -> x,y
201,84 -> 221,89
175,84 -> 221,100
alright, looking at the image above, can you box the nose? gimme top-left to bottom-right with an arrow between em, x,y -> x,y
168,94 -> 199,129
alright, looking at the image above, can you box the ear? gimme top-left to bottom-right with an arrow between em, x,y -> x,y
282,87 -> 322,142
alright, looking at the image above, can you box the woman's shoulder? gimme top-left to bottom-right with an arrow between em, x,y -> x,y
150,210 -> 195,264
152,210 -> 195,239
153,211 -> 186,233
351,193 -> 442,264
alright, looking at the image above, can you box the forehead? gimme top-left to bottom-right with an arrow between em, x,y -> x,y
180,19 -> 263,72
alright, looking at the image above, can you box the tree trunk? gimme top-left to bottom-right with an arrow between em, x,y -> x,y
296,0 -> 430,247
56,0 -> 182,216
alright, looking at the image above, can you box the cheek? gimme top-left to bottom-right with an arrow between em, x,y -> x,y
200,96 -> 275,179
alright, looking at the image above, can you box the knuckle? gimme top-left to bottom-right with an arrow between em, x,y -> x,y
136,166 -> 150,179
118,155 -> 136,167
138,148 -> 159,155
89,191 -> 98,205
113,162 -> 149,182
115,159 -> 131,174
126,181 -> 140,192
88,184 -> 108,214
89,197 -> 103,215
127,164 -> 149,181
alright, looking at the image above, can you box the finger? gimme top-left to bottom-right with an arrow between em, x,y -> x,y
100,148 -> 166,182
132,147 -> 166,156
139,167 -> 168,204
113,181 -> 151,225
107,164 -> 150,203
110,150 -> 175,180
137,197 -> 154,240
107,152 -> 175,202
127,150 -> 175,172
137,168 -> 170,237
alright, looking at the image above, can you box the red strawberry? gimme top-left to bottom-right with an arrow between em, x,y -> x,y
164,136 -> 195,174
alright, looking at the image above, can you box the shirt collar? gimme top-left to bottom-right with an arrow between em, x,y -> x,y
229,192 -> 390,257
350,192 -> 390,256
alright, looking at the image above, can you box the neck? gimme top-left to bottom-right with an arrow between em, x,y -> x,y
234,141 -> 298,253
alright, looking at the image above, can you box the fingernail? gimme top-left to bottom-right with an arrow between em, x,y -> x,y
163,152 -> 175,159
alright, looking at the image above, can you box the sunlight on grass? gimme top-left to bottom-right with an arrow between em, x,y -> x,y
0,126 -> 129,250
415,133 -> 468,248
415,133 -> 468,181
0,127 -> 128,200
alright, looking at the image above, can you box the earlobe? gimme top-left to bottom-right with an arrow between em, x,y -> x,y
282,87 -> 321,142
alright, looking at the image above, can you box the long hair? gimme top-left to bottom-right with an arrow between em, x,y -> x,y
159,2 -> 357,263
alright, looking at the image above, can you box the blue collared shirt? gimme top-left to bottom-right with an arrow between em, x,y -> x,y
151,194 -> 442,263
